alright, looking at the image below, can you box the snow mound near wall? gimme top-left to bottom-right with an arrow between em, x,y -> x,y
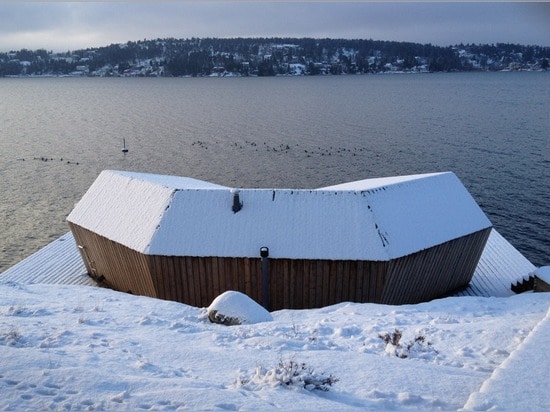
207,290 -> 273,325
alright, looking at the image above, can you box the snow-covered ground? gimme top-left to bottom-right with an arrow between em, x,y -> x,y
1,282 -> 549,411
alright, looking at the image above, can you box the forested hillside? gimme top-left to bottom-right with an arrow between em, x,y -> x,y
1,37 -> 548,77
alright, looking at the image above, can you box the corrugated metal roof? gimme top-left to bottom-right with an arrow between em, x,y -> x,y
454,229 -> 536,298
67,170 -> 492,260
0,228 -> 537,300
0,232 -> 95,286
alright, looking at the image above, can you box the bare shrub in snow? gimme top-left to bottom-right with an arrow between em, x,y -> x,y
0,326 -> 22,346
237,359 -> 338,392
379,328 -> 403,347
378,328 -> 437,359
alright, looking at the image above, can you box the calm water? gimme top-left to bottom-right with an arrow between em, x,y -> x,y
0,73 -> 548,271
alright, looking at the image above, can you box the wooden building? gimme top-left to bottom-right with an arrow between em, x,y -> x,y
534,267 -> 550,293
67,170 -> 492,310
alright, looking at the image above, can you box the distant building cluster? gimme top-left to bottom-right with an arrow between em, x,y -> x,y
1,38 -> 548,77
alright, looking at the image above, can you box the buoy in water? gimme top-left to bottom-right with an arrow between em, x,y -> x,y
122,138 -> 129,153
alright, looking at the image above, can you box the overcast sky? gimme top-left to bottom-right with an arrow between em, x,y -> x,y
0,2 -> 548,53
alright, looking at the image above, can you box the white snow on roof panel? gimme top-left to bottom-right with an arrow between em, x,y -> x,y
363,172 -> 491,259
113,170 -> 228,190
68,170 -> 492,260
148,189 -> 381,259
67,171 -> 175,252
319,172 -> 446,191
148,172 -> 490,259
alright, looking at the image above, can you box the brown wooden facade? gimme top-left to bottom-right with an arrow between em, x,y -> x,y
69,222 -> 491,310
534,276 -> 550,293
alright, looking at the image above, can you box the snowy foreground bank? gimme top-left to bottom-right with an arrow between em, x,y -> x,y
1,282 -> 549,411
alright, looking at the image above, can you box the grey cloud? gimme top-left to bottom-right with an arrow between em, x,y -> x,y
0,2 -> 547,52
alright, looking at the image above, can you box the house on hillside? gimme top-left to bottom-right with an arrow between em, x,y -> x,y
67,170 -> 492,310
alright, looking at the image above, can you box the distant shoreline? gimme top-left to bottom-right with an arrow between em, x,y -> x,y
2,38 -> 548,77
3,69 -> 548,80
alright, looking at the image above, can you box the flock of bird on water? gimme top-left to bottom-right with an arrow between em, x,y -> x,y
191,139 -> 375,158
16,137 -> 381,167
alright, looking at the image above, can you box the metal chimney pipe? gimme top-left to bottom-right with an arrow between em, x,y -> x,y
231,189 -> 242,213
260,247 -> 269,310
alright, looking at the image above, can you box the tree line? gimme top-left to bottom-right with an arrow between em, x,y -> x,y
1,37 -> 548,77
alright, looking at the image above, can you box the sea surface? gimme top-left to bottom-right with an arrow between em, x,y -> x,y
0,72 -> 548,271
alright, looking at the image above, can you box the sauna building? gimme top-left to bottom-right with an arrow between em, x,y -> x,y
67,170 -> 492,310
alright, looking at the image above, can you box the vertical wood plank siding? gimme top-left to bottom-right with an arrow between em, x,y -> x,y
69,223 -> 156,297
69,224 -> 491,310
382,227 -> 491,304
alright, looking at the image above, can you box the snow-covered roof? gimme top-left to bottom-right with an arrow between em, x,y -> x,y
0,232 -> 92,286
319,173 -> 444,191
454,229 -> 536,298
67,170 -> 492,261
